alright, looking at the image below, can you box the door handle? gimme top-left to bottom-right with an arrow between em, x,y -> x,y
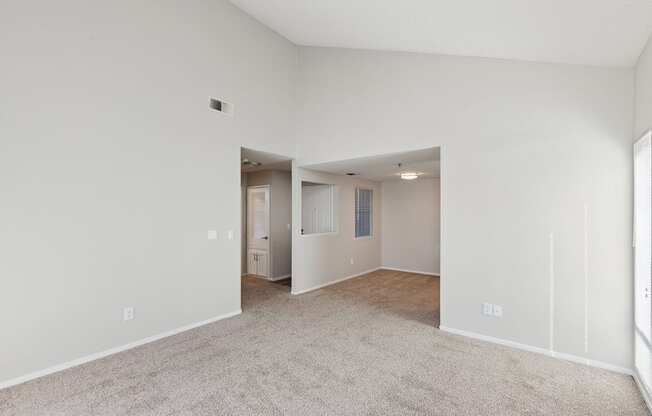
262,236 -> 269,240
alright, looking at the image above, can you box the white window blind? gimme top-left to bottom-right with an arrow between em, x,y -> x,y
355,188 -> 373,238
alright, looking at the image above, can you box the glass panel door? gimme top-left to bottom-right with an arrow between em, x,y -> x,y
635,131 -> 652,390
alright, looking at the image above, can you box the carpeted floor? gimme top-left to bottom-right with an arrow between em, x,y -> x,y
0,269 -> 647,415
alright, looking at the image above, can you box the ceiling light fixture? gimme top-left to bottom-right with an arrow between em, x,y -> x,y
241,158 -> 261,167
397,163 -> 420,180
400,172 -> 419,180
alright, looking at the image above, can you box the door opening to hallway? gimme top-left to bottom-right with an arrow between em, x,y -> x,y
241,147 -> 294,306
295,147 -> 441,327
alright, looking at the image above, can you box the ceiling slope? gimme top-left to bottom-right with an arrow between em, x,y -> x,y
230,0 -> 652,67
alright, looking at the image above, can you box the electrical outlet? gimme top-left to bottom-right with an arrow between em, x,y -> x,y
493,305 -> 503,318
350,258 -> 355,265
482,303 -> 493,316
123,307 -> 134,321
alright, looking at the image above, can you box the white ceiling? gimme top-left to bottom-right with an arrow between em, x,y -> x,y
230,0 -> 652,67
303,147 -> 440,182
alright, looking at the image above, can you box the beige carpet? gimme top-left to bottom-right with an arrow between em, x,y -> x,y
0,269 -> 647,415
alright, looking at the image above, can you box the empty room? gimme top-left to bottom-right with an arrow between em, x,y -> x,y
294,148 -> 441,327
2,0 -> 652,415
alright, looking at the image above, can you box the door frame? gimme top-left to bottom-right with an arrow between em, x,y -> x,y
634,129 -> 652,408
635,131 -> 652,342
246,184 -> 271,277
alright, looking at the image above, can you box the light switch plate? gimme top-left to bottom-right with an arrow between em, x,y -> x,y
493,305 -> 503,318
226,230 -> 234,240
207,230 -> 218,240
482,303 -> 493,316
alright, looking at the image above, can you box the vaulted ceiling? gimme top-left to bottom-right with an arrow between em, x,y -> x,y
230,0 -> 652,67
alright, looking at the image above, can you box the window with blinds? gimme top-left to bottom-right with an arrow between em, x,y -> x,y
355,188 -> 373,238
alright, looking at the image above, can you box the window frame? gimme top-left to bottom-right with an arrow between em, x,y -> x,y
300,181 -> 338,237
354,187 -> 373,239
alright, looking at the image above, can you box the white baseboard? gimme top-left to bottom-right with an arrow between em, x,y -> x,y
268,274 -> 291,281
248,274 -> 290,282
380,266 -> 440,276
291,267 -> 381,295
439,326 -> 632,376
634,369 -> 652,412
0,309 -> 242,391
246,273 -> 291,282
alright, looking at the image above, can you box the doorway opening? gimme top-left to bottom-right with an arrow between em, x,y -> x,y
295,147 -> 441,327
241,147 -> 293,308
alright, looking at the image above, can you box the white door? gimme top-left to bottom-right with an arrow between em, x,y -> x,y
247,250 -> 269,277
635,131 -> 652,390
247,186 -> 270,277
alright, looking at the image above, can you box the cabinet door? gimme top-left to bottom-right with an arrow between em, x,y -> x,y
247,250 -> 257,276
256,251 -> 268,278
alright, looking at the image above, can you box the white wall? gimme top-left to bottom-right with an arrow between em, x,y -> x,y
270,171 -> 293,279
0,0 -> 297,385
636,36 -> 652,140
292,169 -> 381,294
381,178 -> 440,275
246,170 -> 292,279
296,47 -> 634,369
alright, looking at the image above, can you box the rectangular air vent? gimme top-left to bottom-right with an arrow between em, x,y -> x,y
209,97 -> 234,116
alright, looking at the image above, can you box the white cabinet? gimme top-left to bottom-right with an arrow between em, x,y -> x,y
247,249 -> 269,278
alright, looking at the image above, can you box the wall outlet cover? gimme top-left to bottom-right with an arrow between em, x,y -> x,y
493,305 -> 503,318
123,307 -> 134,321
